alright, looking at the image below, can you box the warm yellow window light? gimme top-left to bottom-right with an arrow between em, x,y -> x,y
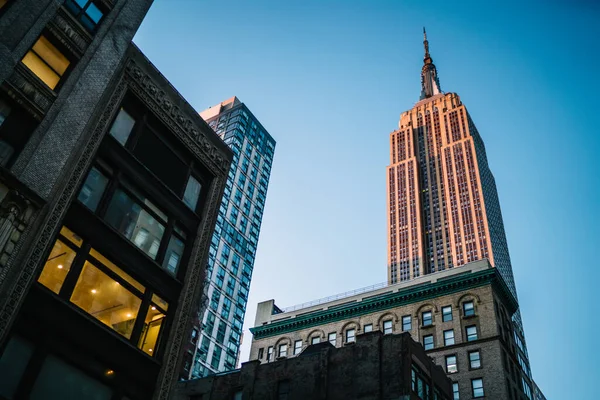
21,36 -> 70,90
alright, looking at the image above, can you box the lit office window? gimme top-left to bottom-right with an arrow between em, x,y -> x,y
21,36 -> 70,90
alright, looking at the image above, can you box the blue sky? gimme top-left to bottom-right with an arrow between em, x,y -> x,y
134,1 -> 600,397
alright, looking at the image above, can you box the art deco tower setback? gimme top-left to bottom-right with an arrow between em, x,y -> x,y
386,29 -> 516,303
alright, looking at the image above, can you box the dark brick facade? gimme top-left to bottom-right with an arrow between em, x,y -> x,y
175,331 -> 452,400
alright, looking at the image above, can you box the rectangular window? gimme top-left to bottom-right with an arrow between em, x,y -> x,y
104,188 -> 166,260
442,305 -> 453,322
346,329 -> 355,343
37,229 -> 168,356
471,378 -> 484,398
278,344 -> 287,358
423,334 -> 434,350
402,315 -> 412,331
162,233 -> 185,275
64,0 -> 104,32
453,382 -> 459,400
21,36 -> 70,90
311,336 -> 320,345
78,167 -> 108,212
364,324 -> 373,333
183,175 -> 202,211
383,320 -> 393,334
328,332 -> 336,346
109,108 -> 136,146
466,325 -> 478,342
258,348 -> 264,359
463,301 -> 475,317
446,355 -> 458,373
266,346 -> 273,361
294,340 -> 302,355
422,311 -> 432,326
469,351 -> 481,369
444,329 -> 455,346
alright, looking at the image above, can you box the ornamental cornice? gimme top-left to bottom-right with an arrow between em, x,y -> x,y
250,269 -> 512,339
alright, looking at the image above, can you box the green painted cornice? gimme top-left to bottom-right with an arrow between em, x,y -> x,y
250,268 -> 518,339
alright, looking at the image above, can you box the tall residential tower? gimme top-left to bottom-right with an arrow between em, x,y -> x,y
188,97 -> 275,378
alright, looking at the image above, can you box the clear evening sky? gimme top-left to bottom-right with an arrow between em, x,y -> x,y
134,1 -> 600,397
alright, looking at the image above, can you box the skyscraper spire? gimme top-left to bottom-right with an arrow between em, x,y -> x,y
420,27 -> 442,100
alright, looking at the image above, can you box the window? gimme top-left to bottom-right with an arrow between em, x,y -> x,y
444,329 -> 455,346
422,311 -> 432,326
37,227 -> 168,356
183,175 -> 202,211
328,332 -> 336,346
383,320 -> 393,334
311,336 -> 320,345
463,301 -> 475,317
294,340 -> 302,355
446,355 -> 458,373
109,108 -> 136,146
277,380 -> 290,400
442,305 -> 453,322
471,378 -> 484,398
423,334 -> 434,350
233,391 -> 242,400
64,0 -> 104,32
278,344 -> 287,358
345,328 -> 355,343
402,315 -> 412,331
452,383 -> 459,400
266,346 -> 273,361
77,167 -> 108,212
466,325 -> 478,342
21,36 -> 70,90
364,324 -> 373,333
469,351 -> 481,369
257,348 -> 264,360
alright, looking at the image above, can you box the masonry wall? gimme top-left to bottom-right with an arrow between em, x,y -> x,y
250,283 -> 526,400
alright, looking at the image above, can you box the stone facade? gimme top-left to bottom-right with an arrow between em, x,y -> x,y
250,261 -> 534,400
176,331 -> 452,400
0,1 -> 232,399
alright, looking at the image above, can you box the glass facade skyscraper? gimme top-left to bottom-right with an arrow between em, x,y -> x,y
191,97 -> 275,377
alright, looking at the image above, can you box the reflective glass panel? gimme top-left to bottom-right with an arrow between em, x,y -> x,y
38,239 -> 77,294
109,108 -> 136,146
162,235 -> 184,275
60,226 -> 83,247
30,354 -> 112,400
70,261 -> 141,338
89,248 -> 145,292
78,167 -> 108,211
183,175 -> 201,210
104,189 -> 165,259
0,336 -> 33,398
86,3 -> 103,23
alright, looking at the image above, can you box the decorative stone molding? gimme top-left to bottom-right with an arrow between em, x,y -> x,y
124,59 -> 230,175
48,7 -> 92,58
3,64 -> 57,120
0,191 -> 36,275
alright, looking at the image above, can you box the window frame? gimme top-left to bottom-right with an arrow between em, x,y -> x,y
443,329 -> 455,346
466,325 -> 478,342
383,320 -> 393,334
442,305 -> 453,322
402,315 -> 412,331
345,328 -> 355,344
445,355 -> 458,374
471,378 -> 484,398
21,33 -> 74,91
463,301 -> 475,317
422,311 -> 433,327
423,334 -> 434,350
63,0 -> 108,33
469,350 -> 482,369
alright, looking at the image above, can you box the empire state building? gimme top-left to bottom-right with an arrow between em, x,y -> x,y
386,29 -> 518,305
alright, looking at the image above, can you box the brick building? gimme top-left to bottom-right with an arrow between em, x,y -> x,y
0,1 -> 231,399
175,331 -> 452,400
249,261 -> 534,400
